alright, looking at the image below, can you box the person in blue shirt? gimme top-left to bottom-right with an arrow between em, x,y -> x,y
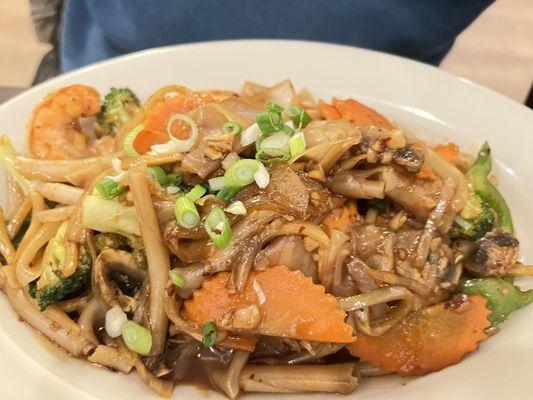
59,0 -> 492,72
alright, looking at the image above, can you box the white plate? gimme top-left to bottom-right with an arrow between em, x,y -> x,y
0,40 -> 531,399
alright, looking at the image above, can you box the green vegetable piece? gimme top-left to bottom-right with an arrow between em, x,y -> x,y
450,193 -> 494,240
285,105 -> 311,129
148,166 -> 168,186
169,269 -> 186,288
96,178 -> 126,200
174,196 -> 200,229
465,142 -> 513,233
95,87 -> 140,137
221,121 -> 242,136
186,184 -> 207,202
205,207 -> 232,249
121,321 -> 152,355
256,111 -> 282,134
216,186 -> 242,202
224,159 -> 260,188
461,278 -> 533,325
35,246 -> 92,310
267,102 -> 284,114
167,172 -> 183,187
202,321 -> 218,347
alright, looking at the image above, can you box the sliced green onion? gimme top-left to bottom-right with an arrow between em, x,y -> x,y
216,186 -> 241,202
256,111 -> 282,134
96,178 -> 126,200
174,196 -> 200,229
148,166 -> 168,186
167,172 -> 182,187
289,131 -> 306,157
151,114 -> 198,154
221,121 -> 242,136
281,123 -> 295,136
286,105 -> 311,129
224,159 -> 260,188
267,101 -> 284,113
240,123 -> 260,146
186,184 -> 207,202
202,321 -> 218,348
205,206 -> 232,249
123,124 -> 143,156
169,269 -> 186,288
224,200 -> 247,215
253,161 -> 270,188
255,131 -> 291,162
121,321 -> 152,355
208,176 -> 226,192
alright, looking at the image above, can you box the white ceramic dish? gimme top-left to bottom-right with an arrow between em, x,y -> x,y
0,40 -> 531,399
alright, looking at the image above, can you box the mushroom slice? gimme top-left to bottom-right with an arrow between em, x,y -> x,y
94,249 -> 146,312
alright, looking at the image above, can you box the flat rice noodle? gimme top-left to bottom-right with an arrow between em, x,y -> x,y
210,96 -> 265,129
352,225 -> 396,272
383,167 -> 443,220
303,120 -> 362,148
236,164 -> 308,218
204,210 -> 278,273
181,106 -> 228,178
241,80 -> 296,108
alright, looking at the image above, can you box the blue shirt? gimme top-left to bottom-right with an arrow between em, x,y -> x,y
61,0 -> 491,72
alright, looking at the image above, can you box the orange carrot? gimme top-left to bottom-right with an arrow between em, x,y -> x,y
318,100 -> 342,120
183,265 -> 355,343
132,92 -> 211,154
416,164 -> 438,181
434,143 -> 459,165
322,201 -> 358,235
331,98 -> 394,130
347,295 -> 490,376
219,334 -> 259,352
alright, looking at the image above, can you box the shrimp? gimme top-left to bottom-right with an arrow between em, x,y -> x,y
28,85 -> 101,159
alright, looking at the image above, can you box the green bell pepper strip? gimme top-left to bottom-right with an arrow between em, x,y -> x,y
465,142 -> 513,233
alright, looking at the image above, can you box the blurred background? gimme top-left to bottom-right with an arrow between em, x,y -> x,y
0,0 -> 532,105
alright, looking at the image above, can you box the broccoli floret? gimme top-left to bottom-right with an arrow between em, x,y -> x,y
35,246 -> 92,310
450,193 -> 494,240
95,87 -> 140,137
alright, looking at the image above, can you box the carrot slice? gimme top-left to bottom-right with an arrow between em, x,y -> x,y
331,98 -> 394,130
347,295 -> 490,376
322,201 -> 358,235
318,100 -> 342,120
183,265 -> 355,343
132,92 -> 212,153
434,143 -> 459,165
416,164 -> 438,181
219,334 -> 259,352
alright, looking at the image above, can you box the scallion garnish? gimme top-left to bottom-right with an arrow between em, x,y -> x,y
289,131 -> 306,157
186,184 -> 207,202
167,172 -> 182,187
169,269 -> 186,288
148,166 -> 168,186
216,186 -> 242,202
286,105 -> 311,129
123,124 -> 143,156
221,121 -> 242,136
224,159 -> 260,188
267,101 -> 284,114
121,321 -> 152,355
281,123 -> 295,136
202,321 -> 218,347
205,206 -> 232,249
174,196 -> 200,229
255,131 -> 291,163
256,111 -> 282,134
96,178 -> 126,200
208,176 -> 226,192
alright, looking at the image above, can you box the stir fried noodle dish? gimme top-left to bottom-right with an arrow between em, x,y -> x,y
0,80 -> 531,398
